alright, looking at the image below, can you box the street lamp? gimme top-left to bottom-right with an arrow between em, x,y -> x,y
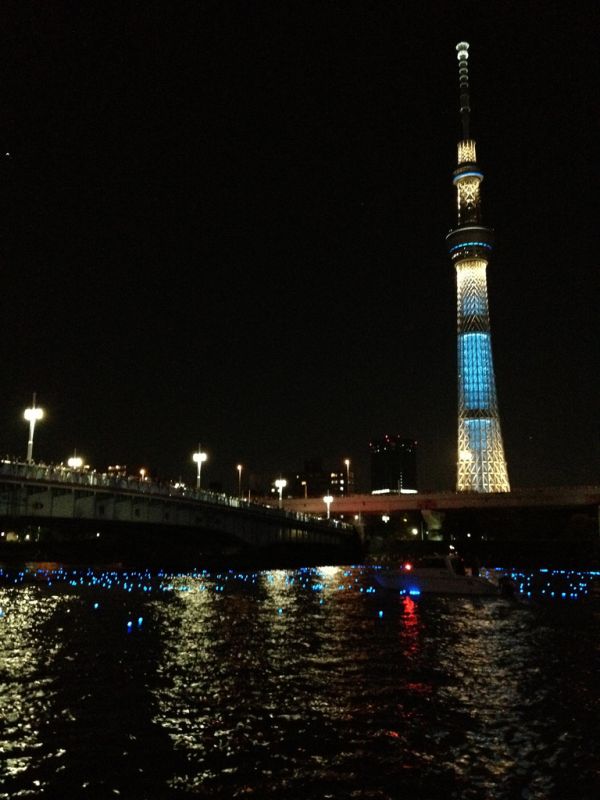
237,464 -> 242,497
344,459 -> 351,494
67,453 -> 83,469
274,478 -> 287,509
323,494 -> 334,519
192,446 -> 208,490
24,393 -> 44,463
301,480 -> 308,499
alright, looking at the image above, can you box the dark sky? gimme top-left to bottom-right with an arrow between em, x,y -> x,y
1,1 -> 598,492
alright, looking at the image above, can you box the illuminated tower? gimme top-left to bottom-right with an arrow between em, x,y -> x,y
446,42 -> 510,493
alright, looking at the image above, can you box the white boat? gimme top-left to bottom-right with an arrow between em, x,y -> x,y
375,554 -> 505,596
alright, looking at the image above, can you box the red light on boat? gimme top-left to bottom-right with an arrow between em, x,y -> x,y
403,562 -> 413,571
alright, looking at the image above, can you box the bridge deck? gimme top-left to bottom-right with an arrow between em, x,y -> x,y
282,487 -> 600,516
0,461 -> 358,559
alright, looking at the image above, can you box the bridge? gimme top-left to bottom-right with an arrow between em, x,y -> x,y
282,487 -> 600,565
281,486 -> 600,516
0,461 -> 360,566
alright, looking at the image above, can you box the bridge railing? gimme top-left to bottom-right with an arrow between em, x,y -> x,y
0,460 -> 356,533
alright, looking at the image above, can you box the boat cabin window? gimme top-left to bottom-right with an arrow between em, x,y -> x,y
416,557 -> 447,569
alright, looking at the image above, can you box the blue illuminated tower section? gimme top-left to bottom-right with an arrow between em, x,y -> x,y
446,42 -> 510,493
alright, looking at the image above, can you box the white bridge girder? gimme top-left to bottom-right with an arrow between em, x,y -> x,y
0,478 -> 354,550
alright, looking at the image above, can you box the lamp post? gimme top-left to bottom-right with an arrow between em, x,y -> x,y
323,494 -> 333,519
237,464 -> 242,498
344,458 -> 351,495
274,478 -> 287,509
24,393 -> 44,463
192,446 -> 208,490
67,453 -> 83,470
301,480 -> 308,499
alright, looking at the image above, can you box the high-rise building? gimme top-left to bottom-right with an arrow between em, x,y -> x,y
445,42 -> 510,493
292,458 -> 354,498
370,436 -> 417,494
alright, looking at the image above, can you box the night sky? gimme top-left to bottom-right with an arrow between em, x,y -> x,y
1,1 -> 598,493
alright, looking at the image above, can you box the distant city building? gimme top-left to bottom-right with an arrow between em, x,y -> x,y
370,436 -> 417,494
292,457 -> 354,498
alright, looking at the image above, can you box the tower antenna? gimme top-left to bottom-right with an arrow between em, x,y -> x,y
456,41 -> 470,139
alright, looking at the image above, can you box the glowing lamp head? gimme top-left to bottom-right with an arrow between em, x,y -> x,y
323,494 -> 333,504
67,456 -> 83,469
403,563 -> 413,571
24,407 -> 44,422
274,478 -> 287,490
456,41 -> 469,61
193,452 -> 207,464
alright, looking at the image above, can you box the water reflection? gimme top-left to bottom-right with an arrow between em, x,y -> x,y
428,601 -> 554,796
151,568 -> 354,792
0,565 -> 598,799
0,585 -> 65,789
0,572 -> 179,798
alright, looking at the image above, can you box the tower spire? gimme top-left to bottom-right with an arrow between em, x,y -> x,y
446,42 -> 510,493
456,41 -> 471,139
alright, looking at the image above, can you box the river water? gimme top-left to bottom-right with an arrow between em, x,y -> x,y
1,564 -> 598,799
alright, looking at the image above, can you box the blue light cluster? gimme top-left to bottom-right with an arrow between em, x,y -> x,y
460,332 -> 494,411
496,567 -> 599,601
0,566 -> 597,624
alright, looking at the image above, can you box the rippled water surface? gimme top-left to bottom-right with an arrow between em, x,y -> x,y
1,565 -> 599,799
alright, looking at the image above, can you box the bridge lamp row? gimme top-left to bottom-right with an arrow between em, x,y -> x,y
192,448 -> 208,491
274,478 -> 287,508
24,394 -> 44,464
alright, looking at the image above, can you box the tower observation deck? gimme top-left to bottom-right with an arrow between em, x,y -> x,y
446,42 -> 510,493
